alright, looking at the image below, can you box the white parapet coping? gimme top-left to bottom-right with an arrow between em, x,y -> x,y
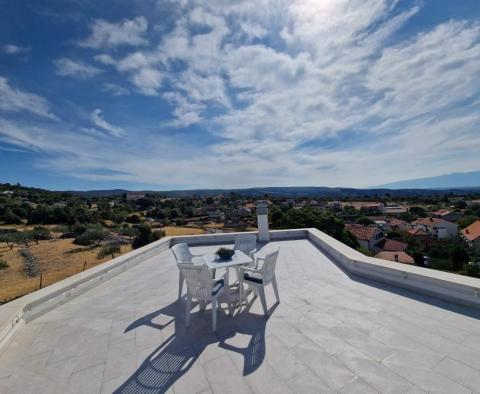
1,227 -> 480,351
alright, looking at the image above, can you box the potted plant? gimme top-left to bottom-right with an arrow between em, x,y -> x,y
216,247 -> 234,260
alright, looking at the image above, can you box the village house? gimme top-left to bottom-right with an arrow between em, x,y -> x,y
345,224 -> 384,253
387,218 -> 411,232
460,220 -> 480,256
376,238 -> 408,252
411,217 -> 458,239
383,204 -> 408,217
375,251 -> 414,265
466,199 -> 480,207
408,227 -> 432,250
432,209 -> 460,222
374,220 -> 389,231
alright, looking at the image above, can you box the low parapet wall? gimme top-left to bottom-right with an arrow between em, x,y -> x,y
1,228 -> 480,351
0,236 -> 173,350
307,228 -> 480,308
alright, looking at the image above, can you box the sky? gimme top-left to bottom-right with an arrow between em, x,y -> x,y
0,0 -> 479,191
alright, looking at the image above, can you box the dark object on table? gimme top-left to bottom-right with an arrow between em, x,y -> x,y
216,247 -> 234,260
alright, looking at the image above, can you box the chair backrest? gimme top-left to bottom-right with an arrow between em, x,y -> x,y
259,249 -> 279,283
234,234 -> 257,255
172,243 -> 193,264
180,264 -> 212,300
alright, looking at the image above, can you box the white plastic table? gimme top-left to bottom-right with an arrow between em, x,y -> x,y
203,250 -> 253,306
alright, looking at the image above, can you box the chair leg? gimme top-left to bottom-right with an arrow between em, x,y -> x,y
212,297 -> 218,331
272,275 -> 280,303
185,294 -> 192,327
222,286 -> 233,317
258,286 -> 268,316
239,273 -> 243,312
178,271 -> 184,299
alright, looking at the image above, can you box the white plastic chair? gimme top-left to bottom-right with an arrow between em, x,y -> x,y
234,234 -> 257,261
172,243 -> 204,299
180,264 -> 232,331
240,249 -> 280,316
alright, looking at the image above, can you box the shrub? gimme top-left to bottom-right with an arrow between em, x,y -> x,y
20,249 -> 40,277
0,259 -> 9,270
0,233 -> 15,250
126,214 -> 142,224
97,243 -> 121,259
2,208 -> 21,224
119,226 -> 139,241
356,216 -> 373,226
132,225 -> 163,249
412,252 -> 425,267
31,226 -> 51,243
450,246 -> 469,271
462,263 -> 480,278
74,228 -> 106,246
51,225 -> 69,233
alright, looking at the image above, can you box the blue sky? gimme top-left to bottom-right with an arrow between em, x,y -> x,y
0,0 -> 479,191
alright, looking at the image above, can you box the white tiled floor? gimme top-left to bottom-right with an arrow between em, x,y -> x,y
1,239 -> 480,393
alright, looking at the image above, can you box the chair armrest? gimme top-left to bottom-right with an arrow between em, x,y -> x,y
241,266 -> 260,274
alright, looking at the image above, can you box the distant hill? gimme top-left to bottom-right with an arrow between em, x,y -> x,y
68,189 -> 129,197
67,186 -> 480,198
376,170 -> 480,189
3,182 -> 479,200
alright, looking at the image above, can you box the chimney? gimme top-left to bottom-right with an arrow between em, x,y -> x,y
256,200 -> 270,242
394,254 -> 399,262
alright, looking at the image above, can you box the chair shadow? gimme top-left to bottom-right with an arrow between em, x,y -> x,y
114,296 -> 274,393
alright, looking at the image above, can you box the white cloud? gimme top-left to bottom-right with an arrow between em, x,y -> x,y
90,109 -> 125,137
0,76 -> 56,119
2,44 -> 30,54
239,22 -> 267,39
162,92 -> 203,128
93,54 -> 116,65
54,58 -> 102,79
79,17 -> 148,49
102,83 -> 130,96
4,1 -> 480,189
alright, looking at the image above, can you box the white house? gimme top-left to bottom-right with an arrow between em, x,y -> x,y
345,224 -> 384,252
411,217 -> 458,239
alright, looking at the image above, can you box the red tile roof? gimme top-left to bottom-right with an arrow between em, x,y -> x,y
411,217 -> 450,226
433,209 -> 451,216
461,220 -> 480,241
408,228 -> 430,236
388,218 -> 408,228
345,224 -> 380,241
378,239 -> 408,252
375,251 -> 414,265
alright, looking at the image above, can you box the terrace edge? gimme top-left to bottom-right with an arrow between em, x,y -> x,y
1,228 -> 480,352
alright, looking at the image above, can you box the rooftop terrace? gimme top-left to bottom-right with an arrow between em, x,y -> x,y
1,230 -> 480,393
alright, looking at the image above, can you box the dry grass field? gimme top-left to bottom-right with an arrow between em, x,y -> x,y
0,237 -> 131,303
161,226 -> 205,236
